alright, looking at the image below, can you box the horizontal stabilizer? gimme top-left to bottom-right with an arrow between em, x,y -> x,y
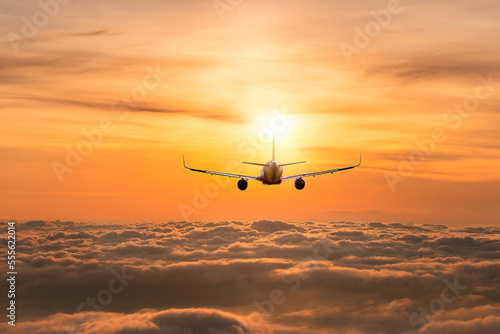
242,162 -> 268,166
280,161 -> 307,167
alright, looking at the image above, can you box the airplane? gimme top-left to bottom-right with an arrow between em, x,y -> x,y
183,136 -> 361,190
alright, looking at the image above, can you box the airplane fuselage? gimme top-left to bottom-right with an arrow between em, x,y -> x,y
259,160 -> 283,184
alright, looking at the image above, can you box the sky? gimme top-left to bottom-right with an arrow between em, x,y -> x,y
1,0 -> 500,224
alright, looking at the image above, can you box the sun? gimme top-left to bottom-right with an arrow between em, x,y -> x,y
252,108 -> 297,141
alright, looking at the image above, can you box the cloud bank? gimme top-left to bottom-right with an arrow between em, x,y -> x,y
1,220 -> 499,333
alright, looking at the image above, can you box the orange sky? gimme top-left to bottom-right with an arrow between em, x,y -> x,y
1,0 -> 499,224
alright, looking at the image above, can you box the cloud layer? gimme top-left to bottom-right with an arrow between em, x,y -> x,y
1,220 -> 499,333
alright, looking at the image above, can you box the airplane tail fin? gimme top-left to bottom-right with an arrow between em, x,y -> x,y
243,135 -> 277,166
272,135 -> 275,160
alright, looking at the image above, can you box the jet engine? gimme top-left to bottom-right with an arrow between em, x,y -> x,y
237,178 -> 248,191
295,177 -> 305,190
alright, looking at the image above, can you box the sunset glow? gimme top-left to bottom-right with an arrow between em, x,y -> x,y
2,1 -> 500,334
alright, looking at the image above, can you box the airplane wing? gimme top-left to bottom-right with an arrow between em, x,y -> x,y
282,153 -> 362,181
183,156 -> 260,180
